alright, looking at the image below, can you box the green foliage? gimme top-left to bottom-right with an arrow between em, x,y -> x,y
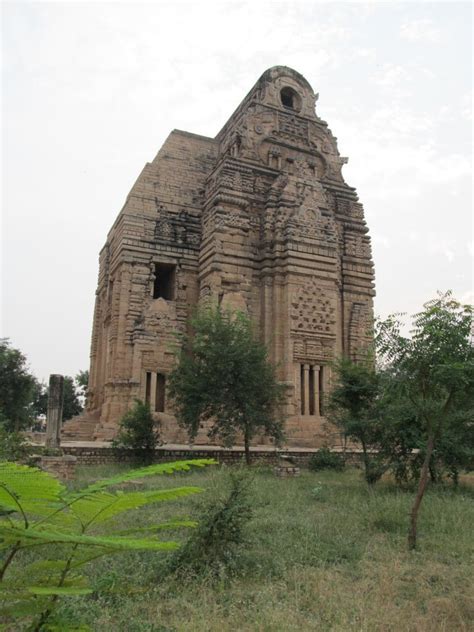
0,458 -> 215,630
326,356 -> 387,484
63,376 -> 84,422
308,448 -> 345,472
377,291 -> 474,548
75,370 -> 89,401
168,306 -> 285,464
112,400 -> 160,463
0,339 -> 37,432
167,470 -> 253,580
0,423 -> 30,462
376,292 -> 473,437
433,417 -> 474,485
31,379 -> 48,420
329,293 -> 473,502
76,459 -> 213,496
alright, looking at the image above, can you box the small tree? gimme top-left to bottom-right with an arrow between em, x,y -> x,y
326,356 -> 387,484
168,307 -> 285,465
113,399 -> 160,463
62,375 -> 84,422
377,292 -> 474,549
0,418 -> 30,462
0,339 -> 36,432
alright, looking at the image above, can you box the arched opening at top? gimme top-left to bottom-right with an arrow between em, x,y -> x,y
280,87 -> 301,111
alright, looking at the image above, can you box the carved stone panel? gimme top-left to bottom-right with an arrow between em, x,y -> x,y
348,302 -> 371,359
154,209 -> 200,249
344,233 -> 372,259
293,336 -> 335,363
277,111 -> 309,142
290,281 -> 337,336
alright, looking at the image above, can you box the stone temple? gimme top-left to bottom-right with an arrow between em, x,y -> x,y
63,66 -> 375,446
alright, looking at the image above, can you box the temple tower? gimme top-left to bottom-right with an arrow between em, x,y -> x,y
74,66 -> 374,446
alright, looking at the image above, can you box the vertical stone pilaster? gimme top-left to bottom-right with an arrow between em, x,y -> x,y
313,365 -> 321,418
150,372 -> 157,412
303,364 -> 310,416
294,363 -> 301,415
45,374 -> 64,449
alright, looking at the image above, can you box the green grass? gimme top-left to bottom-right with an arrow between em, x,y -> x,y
11,465 -> 474,631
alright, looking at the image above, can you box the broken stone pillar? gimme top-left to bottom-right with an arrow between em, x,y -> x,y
45,374 -> 64,449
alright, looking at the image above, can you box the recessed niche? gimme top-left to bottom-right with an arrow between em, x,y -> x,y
280,87 -> 302,111
153,263 -> 176,300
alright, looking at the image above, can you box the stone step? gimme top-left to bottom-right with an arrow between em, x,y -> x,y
93,423 -> 118,442
61,410 -> 100,441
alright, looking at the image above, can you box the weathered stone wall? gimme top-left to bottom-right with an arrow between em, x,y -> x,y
74,65 -> 375,447
37,455 -> 77,481
58,445 -> 364,468
87,130 -> 217,440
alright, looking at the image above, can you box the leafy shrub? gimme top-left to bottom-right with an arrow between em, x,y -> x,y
364,458 -> 387,485
167,470 -> 253,580
0,423 -> 30,462
0,458 -> 215,630
308,448 -> 345,472
112,400 -> 160,463
310,482 -> 328,502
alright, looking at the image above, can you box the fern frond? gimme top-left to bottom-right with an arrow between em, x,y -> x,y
0,597 -> 46,617
0,524 -> 180,550
0,506 -> 16,516
0,462 -> 65,515
70,459 -> 216,498
71,487 -> 202,525
28,586 -> 93,596
23,560 -> 70,574
7,560 -> 87,591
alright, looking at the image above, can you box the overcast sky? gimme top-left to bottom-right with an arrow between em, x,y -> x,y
2,1 -> 472,382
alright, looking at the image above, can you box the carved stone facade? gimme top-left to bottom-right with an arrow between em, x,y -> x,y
75,66 -> 375,446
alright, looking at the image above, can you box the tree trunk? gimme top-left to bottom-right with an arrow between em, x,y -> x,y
244,428 -> 251,466
408,430 -> 435,550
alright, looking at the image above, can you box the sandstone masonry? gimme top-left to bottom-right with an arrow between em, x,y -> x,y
65,66 -> 375,447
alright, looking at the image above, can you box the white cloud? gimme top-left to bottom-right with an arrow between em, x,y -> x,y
460,91 -> 473,121
400,19 -> 441,43
372,234 -> 391,249
373,64 -> 412,88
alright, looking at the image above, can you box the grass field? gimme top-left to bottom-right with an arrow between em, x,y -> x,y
11,464 -> 474,631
